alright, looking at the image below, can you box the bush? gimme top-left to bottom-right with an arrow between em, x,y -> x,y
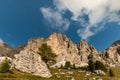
95,61 -> 107,72
38,43 -> 57,63
109,69 -> 114,77
88,60 -> 107,72
0,58 -> 10,73
88,60 -> 95,72
64,61 -> 71,69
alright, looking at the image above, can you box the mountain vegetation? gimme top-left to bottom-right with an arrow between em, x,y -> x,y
38,43 -> 57,64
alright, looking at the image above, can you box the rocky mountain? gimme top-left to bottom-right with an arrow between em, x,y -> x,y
78,40 -> 103,63
102,40 -> 120,65
46,33 -> 81,65
23,33 -> 81,65
0,41 -> 14,58
14,44 -> 26,54
0,32 -> 120,78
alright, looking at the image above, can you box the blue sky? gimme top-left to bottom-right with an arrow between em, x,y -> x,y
0,0 -> 120,51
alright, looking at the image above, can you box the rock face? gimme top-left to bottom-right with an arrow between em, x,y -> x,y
13,50 -> 52,78
78,40 -> 102,63
102,40 -> 120,65
21,33 -> 81,65
0,41 -> 14,58
46,33 -> 81,65
17,33 -> 105,66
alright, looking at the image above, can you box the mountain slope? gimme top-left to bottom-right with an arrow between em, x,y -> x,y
102,40 -> 120,65
0,41 -> 14,58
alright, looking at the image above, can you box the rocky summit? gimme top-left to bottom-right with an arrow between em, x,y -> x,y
0,32 -> 120,78
77,40 -> 102,63
102,40 -> 120,66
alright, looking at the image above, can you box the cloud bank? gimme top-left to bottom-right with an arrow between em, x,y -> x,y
40,0 -> 120,40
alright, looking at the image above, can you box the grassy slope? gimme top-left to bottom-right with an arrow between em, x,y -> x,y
0,67 -> 120,80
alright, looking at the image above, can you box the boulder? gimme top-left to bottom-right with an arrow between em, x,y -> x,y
94,70 -> 106,76
13,50 -> 52,78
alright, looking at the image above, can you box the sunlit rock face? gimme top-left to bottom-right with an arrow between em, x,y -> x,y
13,50 -> 52,78
21,32 -> 82,65
102,40 -> 120,65
77,40 -> 103,63
0,41 -> 14,58
46,32 -> 81,65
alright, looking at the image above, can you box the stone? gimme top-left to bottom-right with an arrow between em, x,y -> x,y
13,50 -> 52,78
94,70 -> 106,76
50,60 -> 66,68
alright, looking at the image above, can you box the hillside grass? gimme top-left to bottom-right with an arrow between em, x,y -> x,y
0,67 -> 120,80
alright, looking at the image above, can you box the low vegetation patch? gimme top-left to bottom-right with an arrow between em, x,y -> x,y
0,67 -> 119,80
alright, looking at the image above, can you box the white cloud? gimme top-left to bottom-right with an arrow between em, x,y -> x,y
41,0 -> 120,40
40,7 -> 70,32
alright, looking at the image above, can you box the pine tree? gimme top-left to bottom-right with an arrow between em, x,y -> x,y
0,58 -> 10,73
38,43 -> 57,63
88,60 -> 95,72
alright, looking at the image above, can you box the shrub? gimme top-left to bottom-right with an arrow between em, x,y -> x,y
88,60 -> 95,72
38,43 -> 57,63
0,58 -> 10,73
95,61 -> 107,72
64,61 -> 71,69
109,69 -> 114,77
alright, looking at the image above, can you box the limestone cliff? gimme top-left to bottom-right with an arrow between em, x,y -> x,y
46,33 -> 81,65
102,40 -> 120,65
0,41 -> 14,58
13,50 -> 52,78
78,40 -> 103,63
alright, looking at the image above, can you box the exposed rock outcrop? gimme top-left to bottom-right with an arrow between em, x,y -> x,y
20,33 -> 81,65
13,50 -> 52,78
102,40 -> 120,65
78,40 -> 102,63
94,70 -> 106,76
0,41 -> 14,58
46,33 -> 81,65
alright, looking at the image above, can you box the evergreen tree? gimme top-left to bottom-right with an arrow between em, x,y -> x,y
0,58 -> 10,73
95,61 -> 107,72
65,61 -> 71,69
38,43 -> 57,63
88,60 -> 95,72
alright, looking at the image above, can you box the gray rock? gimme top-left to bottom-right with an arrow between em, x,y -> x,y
94,70 -> 106,76
13,50 -> 52,78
